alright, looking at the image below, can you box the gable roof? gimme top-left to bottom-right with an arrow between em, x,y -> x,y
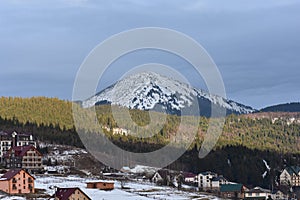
0,169 -> 35,180
55,188 -> 91,200
220,184 -> 243,192
4,145 -> 42,158
285,166 -> 300,176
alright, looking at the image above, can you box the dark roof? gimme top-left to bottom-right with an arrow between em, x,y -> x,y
220,184 -> 243,192
1,169 -> 35,180
4,145 -> 42,158
285,166 -> 300,175
184,172 -> 197,178
1,169 -> 22,180
212,176 -> 227,182
199,171 -> 217,176
55,188 -> 91,200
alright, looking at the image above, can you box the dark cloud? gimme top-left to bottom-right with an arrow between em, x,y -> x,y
0,0 -> 299,109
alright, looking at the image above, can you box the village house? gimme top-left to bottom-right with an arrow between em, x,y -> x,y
183,172 -> 198,183
198,171 -> 228,191
54,187 -> 91,200
271,189 -> 289,200
198,171 -> 218,190
0,131 -> 36,158
151,169 -> 173,186
280,166 -> 300,186
211,176 -> 228,191
244,187 -> 271,200
0,169 -> 35,194
3,145 -> 43,172
86,181 -> 114,190
220,184 -> 245,199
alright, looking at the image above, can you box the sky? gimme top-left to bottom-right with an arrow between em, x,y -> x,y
0,0 -> 300,109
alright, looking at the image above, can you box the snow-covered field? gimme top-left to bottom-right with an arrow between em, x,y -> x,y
0,175 -> 221,200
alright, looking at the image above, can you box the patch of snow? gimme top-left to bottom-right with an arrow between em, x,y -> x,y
262,171 -> 267,178
263,159 -> 271,171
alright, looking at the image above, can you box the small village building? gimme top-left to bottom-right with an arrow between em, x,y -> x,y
86,181 -> 114,190
211,176 -> 228,191
3,145 -> 43,172
220,184 -> 245,199
0,169 -> 35,194
271,189 -> 289,200
280,166 -> 300,186
244,187 -> 271,200
0,131 -> 36,158
54,187 -> 91,200
151,169 -> 172,186
198,171 -> 218,190
183,172 -> 197,183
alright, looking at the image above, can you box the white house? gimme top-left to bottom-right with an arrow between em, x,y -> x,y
280,166 -> 300,186
0,131 -> 36,158
244,187 -> 271,200
198,171 -> 218,190
211,176 -> 228,190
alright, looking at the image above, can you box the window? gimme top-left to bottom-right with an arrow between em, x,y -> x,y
12,184 -> 17,190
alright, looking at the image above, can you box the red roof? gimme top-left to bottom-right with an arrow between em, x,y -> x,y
55,188 -> 91,200
4,145 -> 42,158
1,169 -> 35,180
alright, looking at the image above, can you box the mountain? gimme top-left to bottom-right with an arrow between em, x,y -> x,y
82,72 -> 255,117
260,102 -> 300,112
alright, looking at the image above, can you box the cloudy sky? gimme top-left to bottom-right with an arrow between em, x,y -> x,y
0,0 -> 299,109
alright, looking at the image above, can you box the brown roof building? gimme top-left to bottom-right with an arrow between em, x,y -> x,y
3,145 -> 42,172
0,169 -> 35,194
86,181 -> 114,190
54,187 -> 91,200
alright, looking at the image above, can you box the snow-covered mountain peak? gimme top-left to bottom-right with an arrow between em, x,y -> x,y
82,72 -> 255,116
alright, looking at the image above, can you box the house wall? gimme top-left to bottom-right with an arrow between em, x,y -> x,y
212,181 -> 219,188
245,192 -> 270,199
0,180 -> 10,193
7,170 -> 34,194
291,174 -> 300,186
198,173 -> 217,189
185,177 -> 195,183
86,182 -> 114,190
95,182 -> 114,190
221,191 -> 244,199
68,189 -> 89,200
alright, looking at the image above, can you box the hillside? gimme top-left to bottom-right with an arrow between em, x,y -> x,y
260,102 -> 300,112
0,97 -> 300,154
1,97 -> 300,188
